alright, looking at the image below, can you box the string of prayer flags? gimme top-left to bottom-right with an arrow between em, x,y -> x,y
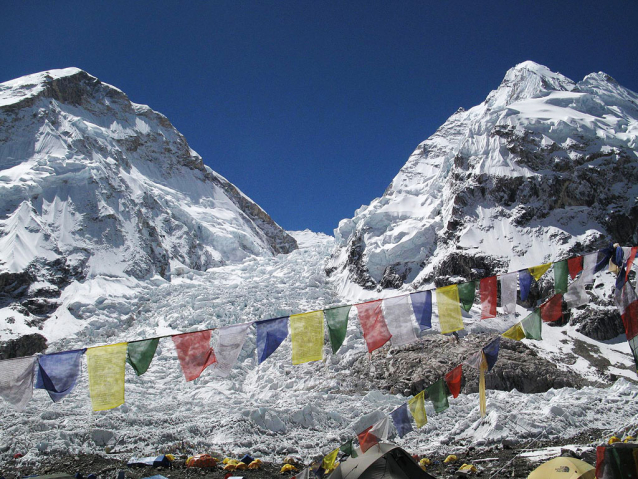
173,331 -> 216,381
356,300 -> 392,353
479,352 -> 488,418
436,285 -> 464,334
565,251 -> 600,309
568,256 -> 583,279
502,322 -> 525,341
126,339 -> 158,376
529,263 -> 552,281
521,309 -> 542,340
500,272 -> 518,318
554,260 -> 569,294
322,448 -> 339,472
0,356 -> 37,411
519,269 -> 533,301
445,365 -> 463,398
408,390 -> 427,428
595,244 -> 618,274
390,403 -> 413,438
35,349 -> 86,402
457,281 -> 476,313
483,338 -> 500,372
213,323 -> 250,377
540,294 -> 563,322
340,439 -> 358,458
290,311 -> 325,365
426,378 -> 450,413
410,290 -> 432,330
383,296 -> 418,347
325,305 -> 351,354
86,343 -> 127,411
255,316 -> 289,364
480,277 -> 497,320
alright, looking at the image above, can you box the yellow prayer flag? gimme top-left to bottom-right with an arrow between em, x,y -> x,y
479,352 -> 488,418
436,285 -> 464,334
408,390 -> 427,428
528,263 -> 552,281
502,322 -> 525,341
86,342 -> 127,411
290,310 -> 324,365
322,448 -> 339,471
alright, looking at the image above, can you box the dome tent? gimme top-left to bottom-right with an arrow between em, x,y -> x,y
329,443 -> 436,479
528,456 -> 595,479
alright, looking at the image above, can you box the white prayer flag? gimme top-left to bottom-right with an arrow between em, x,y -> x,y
0,356 -> 37,411
383,296 -> 418,347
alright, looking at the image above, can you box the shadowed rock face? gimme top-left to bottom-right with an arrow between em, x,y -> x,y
0,333 -> 47,360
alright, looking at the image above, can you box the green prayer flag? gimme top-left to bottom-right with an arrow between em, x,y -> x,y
554,260 -> 569,294
457,281 -> 476,312
426,378 -> 450,413
325,305 -> 351,354
126,338 -> 159,376
340,439 -> 358,458
521,309 -> 542,340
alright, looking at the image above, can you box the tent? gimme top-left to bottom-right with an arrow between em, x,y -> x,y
329,443 -> 436,479
528,456 -> 595,479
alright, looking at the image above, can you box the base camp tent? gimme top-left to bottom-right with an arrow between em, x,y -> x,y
528,456 -> 595,479
329,442 -> 436,479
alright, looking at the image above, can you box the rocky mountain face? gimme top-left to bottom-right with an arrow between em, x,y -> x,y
327,61 -> 638,295
0,68 -> 297,340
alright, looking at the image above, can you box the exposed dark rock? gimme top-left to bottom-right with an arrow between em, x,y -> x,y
0,333 -> 47,359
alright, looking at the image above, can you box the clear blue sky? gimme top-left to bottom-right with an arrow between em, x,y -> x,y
2,1 -> 637,235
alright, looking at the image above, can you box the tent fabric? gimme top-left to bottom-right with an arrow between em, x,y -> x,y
255,316 -> 289,364
529,263 -> 552,281
383,296 -> 418,347
568,256 -> 583,280
410,291 -> 432,331
500,272 -> 517,318
482,338 -> 500,372
502,322 -> 525,341
436,285 -> 464,334
0,355 -> 37,411
213,323 -> 250,377
554,260 -> 569,294
528,456 -> 595,479
35,349 -> 86,402
457,281 -> 476,313
290,311 -> 324,364
390,403 -> 413,438
519,269 -> 533,301
521,309 -> 542,340
541,294 -> 563,322
426,378 -> 449,413
479,277 -> 497,320
86,343 -> 127,411
408,391 -> 427,428
356,300 -> 392,353
445,365 -> 463,398
126,339 -> 158,376
172,331 -> 216,381
325,305 -> 351,354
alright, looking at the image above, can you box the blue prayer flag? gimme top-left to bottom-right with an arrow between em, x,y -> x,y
410,291 -> 432,331
482,338 -> 500,372
390,403 -> 413,438
519,270 -> 532,301
255,316 -> 289,364
595,244 -> 617,274
35,349 -> 86,402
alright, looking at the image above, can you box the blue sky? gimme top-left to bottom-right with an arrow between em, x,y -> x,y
2,1 -> 637,235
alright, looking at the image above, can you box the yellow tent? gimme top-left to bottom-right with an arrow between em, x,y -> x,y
528,457 -> 595,479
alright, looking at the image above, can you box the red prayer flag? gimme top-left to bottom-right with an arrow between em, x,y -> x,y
540,294 -> 563,322
172,331 -> 216,381
626,247 -> 638,281
480,276 -> 497,320
356,300 -> 392,353
596,446 -> 605,479
445,365 -> 463,399
568,256 -> 583,280
357,426 -> 379,453
617,282 -> 638,341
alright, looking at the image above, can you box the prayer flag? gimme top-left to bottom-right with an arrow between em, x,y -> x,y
325,305 -> 351,354
479,352 -> 488,418
519,270 -> 533,301
214,323 -> 250,377
564,275 -> 589,308
436,285 -> 464,334
583,252 -> 598,285
356,300 -> 392,353
322,448 -> 339,471
500,272 -> 517,318
255,316 -> 289,364
410,290 -> 432,330
480,277 -> 497,320
502,322 -> 525,341
297,468 -> 311,479
383,296 -> 418,347
408,390 -> 427,428
36,349 -> 86,402
457,281 -> 476,312
86,343 -> 127,411
126,339 -> 158,376
427,379 -> 449,413
568,256 -> 583,280
357,426 -> 380,453
554,260 -> 569,294
521,309 -> 542,340
390,403 -> 413,438
615,282 -> 638,341
0,356 -> 37,411
369,416 -> 391,442
340,439 -> 358,458
464,349 -> 484,370
595,244 -> 616,274
290,311 -> 325,365
445,365 -> 463,398
540,294 -> 563,322
528,263 -> 552,281
626,247 -> 638,281
172,331 -> 216,381
483,338 -> 500,372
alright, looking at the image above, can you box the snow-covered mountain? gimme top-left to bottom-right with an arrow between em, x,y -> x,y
327,61 -> 638,296
0,68 -> 297,339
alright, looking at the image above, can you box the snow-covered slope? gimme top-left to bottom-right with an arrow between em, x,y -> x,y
327,61 -> 638,297
0,68 -> 297,339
